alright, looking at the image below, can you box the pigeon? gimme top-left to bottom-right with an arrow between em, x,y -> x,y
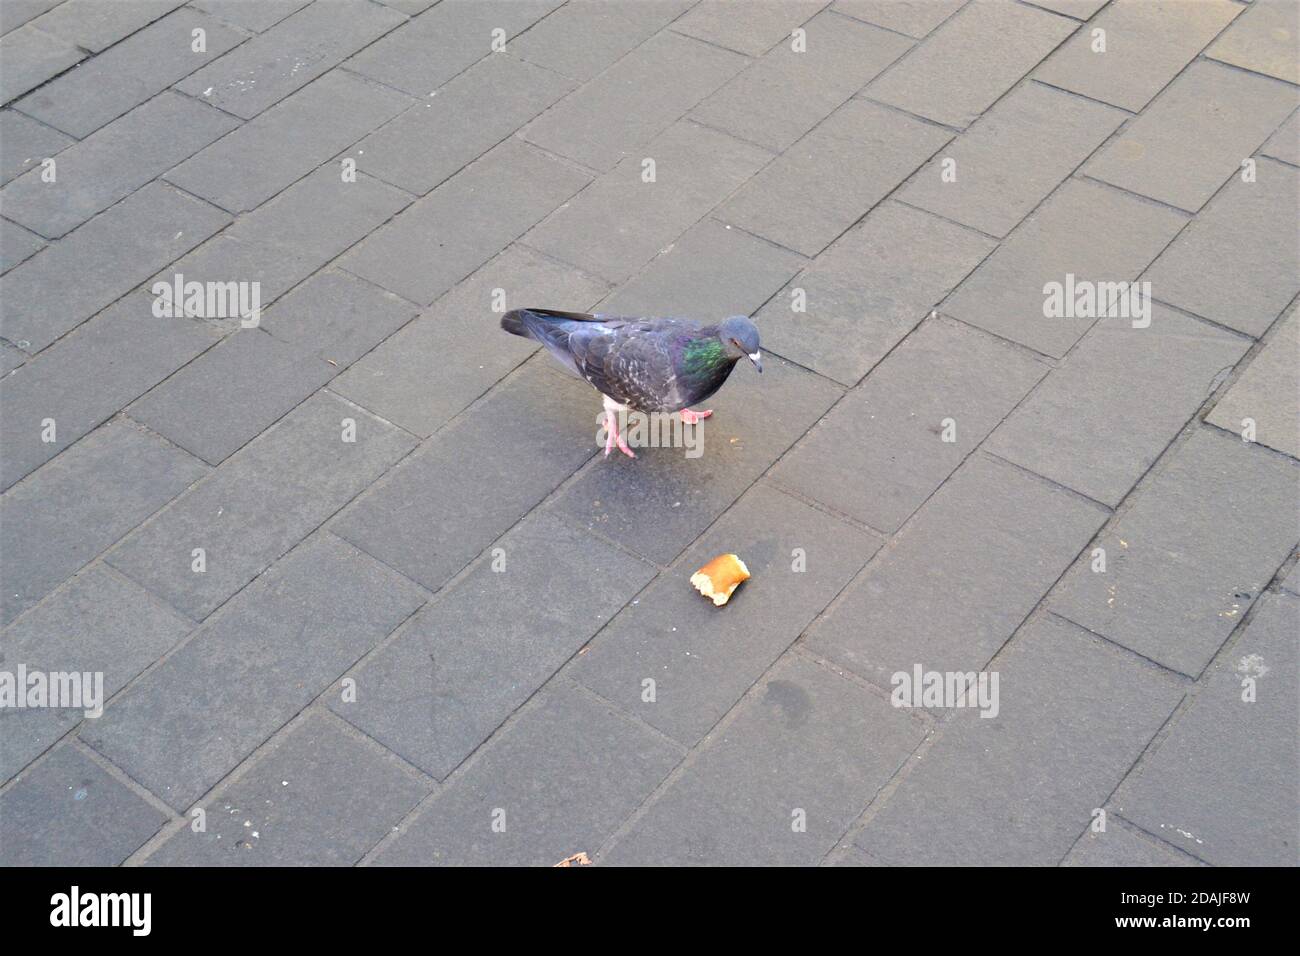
501,309 -> 762,458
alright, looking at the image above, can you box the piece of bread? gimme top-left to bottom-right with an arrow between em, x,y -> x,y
690,553 -> 751,606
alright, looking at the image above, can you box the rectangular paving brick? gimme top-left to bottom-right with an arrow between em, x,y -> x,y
333,243 -> 608,437
572,482 -> 881,745
1064,825 -> 1202,868
0,108 -> 72,184
603,654 -> 926,866
1,566 -> 191,783
1206,0 -> 1298,86
672,0 -> 827,56
899,82 -> 1126,238
0,217 -> 42,273
863,0 -> 1076,129
145,713 -> 429,865
345,0 -> 563,97
832,0 -> 963,37
755,201 -> 995,385
128,328 -> 334,465
190,0 -> 309,33
350,53 -> 574,196
166,70 -> 412,213
177,0 -> 404,119
1113,590 -> 1299,866
944,178 -> 1186,358
522,29 -> 747,171
1207,305 -> 1298,460
1049,427 -> 1299,677
1025,0 -> 1109,19
690,10 -> 912,153
372,681 -> 680,866
83,533 -> 427,811
343,139 -> 589,304
855,615 -> 1184,866
1034,0 -> 1241,111
0,420 -> 207,625
1142,158 -> 1299,338
717,99 -> 951,256
550,353 -> 841,566
770,316 -> 1047,532
0,182 -> 230,353
1084,60 -> 1298,212
986,308 -> 1250,507
1,92 -> 239,238
1261,108 -> 1299,166
330,513 -> 655,780
0,1 -> 63,35
0,744 -> 167,866
805,452 -> 1107,687
0,24 -> 85,104
0,340 -> 24,376
27,0 -> 184,52
0,291 -> 218,490
107,392 -> 415,621
261,269 -> 419,367
512,0 -> 693,83
12,7 -> 246,138
332,360 -> 599,591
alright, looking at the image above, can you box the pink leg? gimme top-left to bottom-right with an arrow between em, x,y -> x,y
604,410 -> 636,458
680,408 -> 713,425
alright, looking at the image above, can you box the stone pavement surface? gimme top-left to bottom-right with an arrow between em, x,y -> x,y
0,0 -> 1296,867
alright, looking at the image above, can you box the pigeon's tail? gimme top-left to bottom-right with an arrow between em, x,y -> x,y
500,309 -> 531,338
502,308 -> 602,377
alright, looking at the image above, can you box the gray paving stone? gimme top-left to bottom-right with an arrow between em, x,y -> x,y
0,0 -> 63,35
525,120 -> 771,284
862,0 -> 1076,129
771,316 -> 1046,532
804,454 -> 1106,688
1114,590 -> 1299,866
571,482 -> 881,746
716,99 -> 951,256
1084,60 -> 1299,212
755,201 -> 995,385
0,744 -> 167,866
375,0 -> 439,14
0,420 -> 207,625
0,340 -> 25,377
158,164 -> 410,322
1064,826 -> 1202,867
1260,109 -> 1299,166
550,353 -> 841,566
176,0 -> 404,119
342,139 -> 589,305
331,360 -> 598,591
672,0 -> 826,56
1142,159 -> 1300,338
107,392 -> 415,621
854,615 -> 1183,866
521,29 -> 747,172
332,243 -> 608,437
832,0 -> 963,37
128,328 -> 334,465
190,0 -> 309,32
1049,428 -> 1299,677
28,0 -> 184,52
596,217 -> 806,320
12,7 -> 245,138
1023,0 -> 1108,19
0,217 -> 43,273
512,0 -> 693,83
1034,0 -> 1241,112
944,178 -> 1186,358
373,681 -> 679,866
166,69 -> 412,213
0,566 -> 191,783
329,513 -> 654,780
0,24 -> 85,105
1206,0 -> 1298,85
0,108 -> 72,184
345,0 -> 563,97
603,654 -> 925,866
1283,557 -> 1300,595
83,533 -> 426,811
690,9 -> 912,152
350,52 -> 574,196
0,92 -> 239,238
899,82 -> 1126,238
145,713 -> 429,865
0,291 -> 217,490
986,308 -> 1250,507
0,182 -> 230,353
261,269 -> 419,367
1207,306 -> 1298,460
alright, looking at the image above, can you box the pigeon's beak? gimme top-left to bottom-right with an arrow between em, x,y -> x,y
748,351 -> 763,373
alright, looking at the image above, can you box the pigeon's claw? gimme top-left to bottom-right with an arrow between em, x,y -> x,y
604,410 -> 636,458
680,408 -> 712,425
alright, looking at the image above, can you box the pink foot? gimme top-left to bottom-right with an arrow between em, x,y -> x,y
604,411 -> 636,458
680,408 -> 712,425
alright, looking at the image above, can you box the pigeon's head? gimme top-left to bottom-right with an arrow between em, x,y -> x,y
718,315 -> 762,373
